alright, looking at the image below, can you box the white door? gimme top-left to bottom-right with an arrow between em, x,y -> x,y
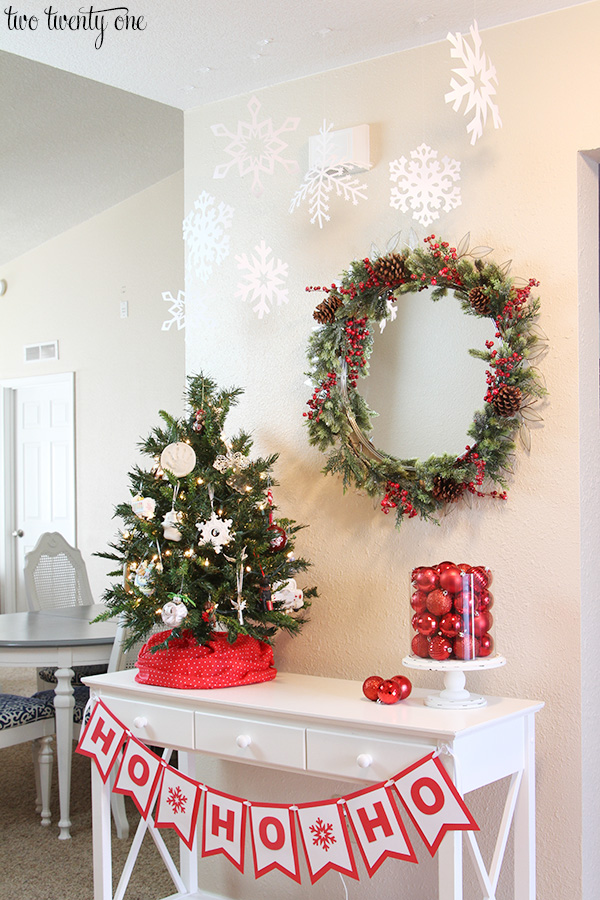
0,373 -> 75,612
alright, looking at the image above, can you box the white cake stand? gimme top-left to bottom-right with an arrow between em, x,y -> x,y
402,654 -> 506,709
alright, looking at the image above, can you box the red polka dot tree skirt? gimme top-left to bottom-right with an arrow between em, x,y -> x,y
135,629 -> 277,689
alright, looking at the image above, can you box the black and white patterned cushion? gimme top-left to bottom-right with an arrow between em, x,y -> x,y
0,693 -> 56,730
33,685 -> 90,724
37,665 -> 108,686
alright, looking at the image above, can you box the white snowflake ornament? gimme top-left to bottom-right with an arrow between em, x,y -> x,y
272,578 -> 304,611
235,240 -> 289,319
183,190 -> 234,283
212,96 -> 300,197
389,144 -> 461,227
290,121 -> 368,229
445,21 -> 502,145
160,597 -> 189,627
161,290 -> 185,331
196,511 -> 233,554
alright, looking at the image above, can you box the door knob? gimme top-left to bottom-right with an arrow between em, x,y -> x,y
12,529 -> 24,538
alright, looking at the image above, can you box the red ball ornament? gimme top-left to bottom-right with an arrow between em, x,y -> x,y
362,675 -> 384,701
472,610 -> 493,638
453,590 -> 476,615
439,612 -> 462,639
429,635 -> 453,660
411,633 -> 430,658
457,563 -> 471,574
477,590 -> 494,612
268,524 -> 288,551
390,675 -> 412,700
426,588 -> 453,617
410,590 -> 428,614
436,560 -> 456,573
439,565 -> 463,594
453,634 -> 480,660
377,679 -> 401,704
413,567 -> 439,593
472,566 -> 493,587
468,565 -> 490,593
414,612 -> 439,637
478,633 -> 494,657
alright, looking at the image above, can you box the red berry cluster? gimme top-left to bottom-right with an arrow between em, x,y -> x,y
344,318 -> 369,389
496,278 -> 539,326
304,371 -> 337,423
422,234 -> 462,287
484,344 -> 524,406
410,561 -> 495,661
381,481 -> 417,517
362,674 -> 412,705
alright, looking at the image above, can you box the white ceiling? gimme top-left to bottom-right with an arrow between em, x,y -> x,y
0,0 -> 590,266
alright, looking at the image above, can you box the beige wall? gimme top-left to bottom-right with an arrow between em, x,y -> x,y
184,5 -> 600,899
0,171 -> 185,597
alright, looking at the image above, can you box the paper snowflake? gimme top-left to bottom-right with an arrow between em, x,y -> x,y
196,511 -> 233,554
389,143 -> 461,227
290,121 -> 368,229
212,96 -> 300,197
161,290 -> 185,331
183,190 -> 234,282
445,21 -> 502,145
235,240 -> 289,319
309,817 -> 337,851
166,785 -> 187,815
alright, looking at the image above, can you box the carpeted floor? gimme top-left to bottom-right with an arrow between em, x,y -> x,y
0,668 -> 180,900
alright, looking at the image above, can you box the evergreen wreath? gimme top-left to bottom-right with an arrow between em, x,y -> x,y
304,234 -> 547,526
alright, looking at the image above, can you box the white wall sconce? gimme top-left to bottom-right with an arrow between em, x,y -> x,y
0,279 -> 7,297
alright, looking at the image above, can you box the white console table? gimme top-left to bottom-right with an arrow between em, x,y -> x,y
84,669 -> 543,900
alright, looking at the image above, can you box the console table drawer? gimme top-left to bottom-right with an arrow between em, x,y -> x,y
195,711 -> 306,769
306,729 -> 435,782
104,696 -> 195,749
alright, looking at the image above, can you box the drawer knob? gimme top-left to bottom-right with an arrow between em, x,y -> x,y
236,734 -> 252,749
356,753 -> 373,769
133,716 -> 148,729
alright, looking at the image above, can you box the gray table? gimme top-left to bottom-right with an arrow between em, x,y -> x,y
0,605 -> 118,838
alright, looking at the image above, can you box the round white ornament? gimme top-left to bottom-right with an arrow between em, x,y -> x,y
161,598 -> 189,627
160,442 -> 197,477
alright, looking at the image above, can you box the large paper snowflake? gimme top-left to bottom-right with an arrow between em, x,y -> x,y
161,290 -> 185,331
166,786 -> 187,815
183,190 -> 234,283
212,96 -> 300,197
309,817 -> 337,851
389,143 -> 461,227
235,240 -> 289,319
290,121 -> 368,229
445,21 -> 502,145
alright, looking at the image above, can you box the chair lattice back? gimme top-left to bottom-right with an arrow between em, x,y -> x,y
24,532 -> 94,611
108,621 -> 164,673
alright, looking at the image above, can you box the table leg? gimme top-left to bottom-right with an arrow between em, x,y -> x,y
53,666 -> 75,840
513,713 -> 537,900
438,831 -> 464,900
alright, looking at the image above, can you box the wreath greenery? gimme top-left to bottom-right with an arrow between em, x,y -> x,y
304,234 -> 547,526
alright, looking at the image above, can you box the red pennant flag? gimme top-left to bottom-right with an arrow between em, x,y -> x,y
249,803 -> 301,883
202,787 -> 247,873
154,764 -> 203,850
112,736 -> 163,819
392,752 -> 479,856
344,783 -> 417,877
295,799 -> 359,885
76,700 -> 127,782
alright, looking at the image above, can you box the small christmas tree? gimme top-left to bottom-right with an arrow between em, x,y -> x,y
97,374 -> 316,651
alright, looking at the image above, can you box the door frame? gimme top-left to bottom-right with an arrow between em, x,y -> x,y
0,372 -> 76,613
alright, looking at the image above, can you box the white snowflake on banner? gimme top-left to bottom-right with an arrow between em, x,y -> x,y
211,96 -> 300,197
161,290 -> 185,331
309,817 -> 337,851
389,144 -> 461,227
445,21 -> 502,145
235,240 -> 289,319
183,190 -> 234,283
166,786 -> 187,815
290,121 -> 368,229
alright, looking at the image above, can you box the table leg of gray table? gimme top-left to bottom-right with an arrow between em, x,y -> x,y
53,666 -> 76,840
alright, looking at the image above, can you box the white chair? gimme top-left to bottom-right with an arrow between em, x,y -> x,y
0,693 -> 56,826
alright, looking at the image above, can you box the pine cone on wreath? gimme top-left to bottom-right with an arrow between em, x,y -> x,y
314,294 -> 343,324
432,475 -> 465,504
492,384 -> 523,417
373,253 -> 407,286
468,286 -> 491,316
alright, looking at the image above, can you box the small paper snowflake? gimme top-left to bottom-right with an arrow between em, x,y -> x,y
183,190 -> 234,282
166,786 -> 187,815
235,240 -> 289,319
212,96 -> 300,197
213,450 -> 250,474
196,511 -> 233,554
389,144 -> 461,227
161,290 -> 185,331
445,21 -> 502,145
290,121 -> 368,229
309,817 -> 337,851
